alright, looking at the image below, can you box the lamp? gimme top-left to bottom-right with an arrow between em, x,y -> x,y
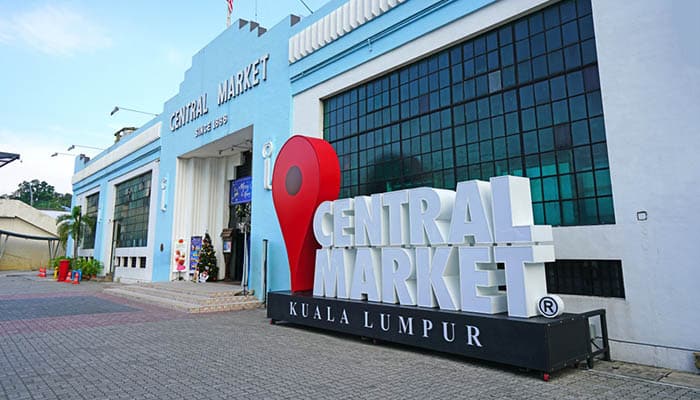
110,106 -> 158,117
50,152 -> 74,157
67,144 -> 105,151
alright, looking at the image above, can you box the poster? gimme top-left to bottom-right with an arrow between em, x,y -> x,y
173,238 -> 187,272
189,236 -> 203,275
222,240 -> 232,253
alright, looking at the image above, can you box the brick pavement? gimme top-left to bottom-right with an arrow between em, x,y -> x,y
0,272 -> 698,399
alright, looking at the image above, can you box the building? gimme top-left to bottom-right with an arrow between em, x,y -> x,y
0,199 -> 63,270
71,0 -> 699,372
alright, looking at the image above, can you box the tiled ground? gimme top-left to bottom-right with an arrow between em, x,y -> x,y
0,272 -> 698,399
0,296 -> 136,321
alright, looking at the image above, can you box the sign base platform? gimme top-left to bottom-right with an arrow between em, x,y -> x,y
268,291 -> 609,375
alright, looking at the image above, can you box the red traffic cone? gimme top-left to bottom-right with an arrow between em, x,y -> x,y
72,271 -> 80,285
39,267 -> 47,278
66,271 -> 74,283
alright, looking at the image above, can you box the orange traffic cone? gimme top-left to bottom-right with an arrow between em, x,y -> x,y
66,271 -> 74,283
39,267 -> 46,278
72,271 -> 80,285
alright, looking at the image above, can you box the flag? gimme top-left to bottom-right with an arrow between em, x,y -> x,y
226,0 -> 233,14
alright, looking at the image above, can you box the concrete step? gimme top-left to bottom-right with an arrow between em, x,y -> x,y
140,282 -> 250,298
104,287 -> 262,314
111,285 -> 250,305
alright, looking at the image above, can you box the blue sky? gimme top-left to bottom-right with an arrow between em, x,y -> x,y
0,0 -> 329,196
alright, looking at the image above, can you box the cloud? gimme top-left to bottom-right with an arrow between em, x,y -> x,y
0,128 -> 99,195
0,5 -> 111,56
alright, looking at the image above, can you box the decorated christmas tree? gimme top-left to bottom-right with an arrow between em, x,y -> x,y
197,233 -> 218,282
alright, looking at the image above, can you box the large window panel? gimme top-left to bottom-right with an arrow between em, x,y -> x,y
81,193 -> 99,250
114,172 -> 152,248
323,0 -> 613,226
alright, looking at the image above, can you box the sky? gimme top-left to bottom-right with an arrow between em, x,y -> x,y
0,0 -> 330,196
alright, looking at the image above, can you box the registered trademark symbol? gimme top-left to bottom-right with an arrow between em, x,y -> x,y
538,295 -> 564,318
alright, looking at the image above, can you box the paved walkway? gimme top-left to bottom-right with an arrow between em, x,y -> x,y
0,271 -> 698,399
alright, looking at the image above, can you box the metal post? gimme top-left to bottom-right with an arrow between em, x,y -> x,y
109,220 -> 120,281
241,229 -> 249,295
262,239 -> 268,305
0,234 -> 8,260
599,310 -> 611,361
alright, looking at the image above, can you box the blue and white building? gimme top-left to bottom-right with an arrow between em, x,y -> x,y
70,0 -> 699,372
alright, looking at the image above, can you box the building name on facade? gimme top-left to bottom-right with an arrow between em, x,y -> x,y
169,54 -> 270,134
170,94 -> 209,132
217,53 -> 270,106
312,176 -> 556,319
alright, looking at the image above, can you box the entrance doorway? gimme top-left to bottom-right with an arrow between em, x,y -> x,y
226,151 -> 252,283
170,125 -> 253,282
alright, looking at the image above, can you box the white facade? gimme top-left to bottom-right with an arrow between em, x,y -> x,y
292,0 -> 700,372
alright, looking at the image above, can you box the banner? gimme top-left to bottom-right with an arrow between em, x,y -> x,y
189,236 -> 203,275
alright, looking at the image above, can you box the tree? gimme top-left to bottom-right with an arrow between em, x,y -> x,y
56,206 -> 95,257
197,233 -> 218,281
9,180 -> 71,210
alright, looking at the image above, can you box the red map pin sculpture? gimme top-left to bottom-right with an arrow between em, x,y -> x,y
272,135 -> 340,293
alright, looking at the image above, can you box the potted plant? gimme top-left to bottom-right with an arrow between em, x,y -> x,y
79,259 -> 103,280
234,202 -> 251,232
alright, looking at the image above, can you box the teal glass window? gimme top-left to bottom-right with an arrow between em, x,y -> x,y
114,172 -> 152,248
323,0 -> 613,226
81,193 -> 99,250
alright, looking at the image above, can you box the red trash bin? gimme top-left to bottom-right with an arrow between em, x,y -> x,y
58,259 -> 70,282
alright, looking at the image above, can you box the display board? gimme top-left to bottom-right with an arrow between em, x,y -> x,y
189,236 -> 203,276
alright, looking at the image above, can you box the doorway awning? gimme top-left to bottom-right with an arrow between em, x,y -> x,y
0,152 -> 20,168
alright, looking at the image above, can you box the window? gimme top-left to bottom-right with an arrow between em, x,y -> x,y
545,259 -> 625,298
82,193 -> 99,250
114,172 -> 152,248
323,0 -> 613,226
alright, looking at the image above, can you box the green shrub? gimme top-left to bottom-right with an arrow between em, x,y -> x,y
80,259 -> 103,276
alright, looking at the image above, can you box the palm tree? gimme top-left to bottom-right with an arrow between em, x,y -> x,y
56,206 -> 95,258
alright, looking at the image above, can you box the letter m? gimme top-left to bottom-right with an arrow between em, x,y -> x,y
313,248 -> 352,298
217,81 -> 227,105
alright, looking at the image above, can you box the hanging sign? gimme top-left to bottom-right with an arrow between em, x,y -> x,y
230,176 -> 252,205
